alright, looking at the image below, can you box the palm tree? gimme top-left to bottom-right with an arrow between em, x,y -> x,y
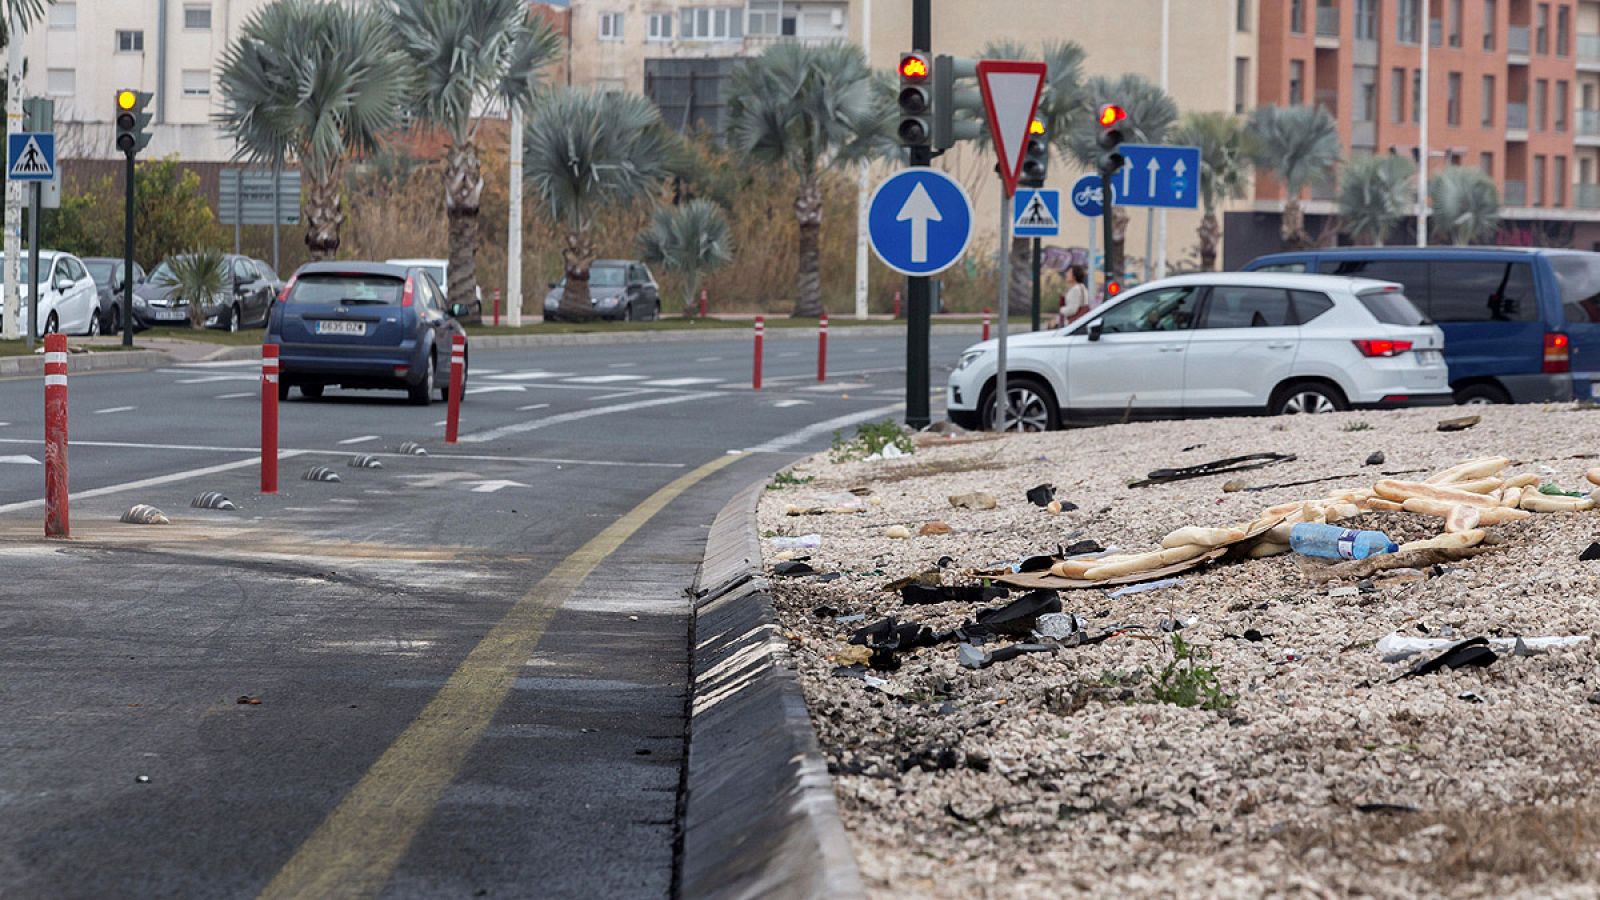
155,250 -> 227,329
726,43 -> 881,318
980,41 -> 1087,315
525,88 -> 685,320
1247,105 -> 1341,250
217,0 -> 408,260
1429,166 -> 1500,245
383,0 -> 562,315
1170,112 -> 1254,270
1337,153 -> 1416,245
638,199 -> 734,316
1065,74 -> 1179,279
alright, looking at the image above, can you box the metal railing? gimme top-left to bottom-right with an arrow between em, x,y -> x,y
1508,25 -> 1531,55
1503,180 -> 1527,206
742,34 -> 839,49
1507,102 -> 1529,129
1579,33 -> 1600,63
1317,6 -> 1340,36
1579,109 -> 1600,136
1576,183 -> 1600,209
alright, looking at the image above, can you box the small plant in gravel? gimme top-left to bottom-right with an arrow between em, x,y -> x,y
1342,421 -> 1373,432
1152,634 -> 1235,711
768,470 -> 815,489
830,420 -> 914,463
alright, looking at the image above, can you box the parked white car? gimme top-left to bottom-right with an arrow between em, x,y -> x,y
385,258 -> 482,321
946,273 -> 1452,431
0,251 -> 102,336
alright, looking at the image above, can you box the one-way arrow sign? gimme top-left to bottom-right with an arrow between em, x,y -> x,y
1115,144 -> 1201,209
867,168 -> 974,277
896,182 -> 942,264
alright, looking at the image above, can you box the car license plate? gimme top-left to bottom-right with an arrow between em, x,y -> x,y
1417,349 -> 1443,365
1591,381 -> 1600,400
316,320 -> 367,336
156,309 -> 186,321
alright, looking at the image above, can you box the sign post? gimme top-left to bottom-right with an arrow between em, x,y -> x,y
9,130 -> 54,347
1014,188 -> 1060,333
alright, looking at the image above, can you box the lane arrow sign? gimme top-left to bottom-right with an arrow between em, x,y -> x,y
469,479 -> 530,493
1146,157 -> 1161,197
896,182 -> 942,263
1173,158 -> 1189,198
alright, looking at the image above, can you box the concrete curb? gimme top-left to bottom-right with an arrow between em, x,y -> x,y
0,349 -> 173,377
680,477 -> 864,900
468,323 -> 975,350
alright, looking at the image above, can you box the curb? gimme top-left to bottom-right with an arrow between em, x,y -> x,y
680,477 -> 864,900
467,323 -> 976,350
0,349 -> 173,377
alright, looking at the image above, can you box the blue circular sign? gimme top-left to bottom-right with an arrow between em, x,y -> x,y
867,169 -> 974,277
1070,174 -> 1115,218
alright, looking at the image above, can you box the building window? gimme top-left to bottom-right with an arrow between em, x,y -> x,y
1534,154 -> 1547,205
1398,0 -> 1420,43
1536,78 -> 1548,129
1234,57 -> 1250,113
1557,4 -> 1570,55
45,68 -> 74,96
1482,75 -> 1495,126
1555,156 -> 1567,206
1449,0 -> 1462,46
1360,79 -> 1377,122
116,30 -> 144,53
1480,151 -> 1494,176
1291,0 -> 1305,33
1413,69 -> 1422,123
1289,60 -> 1305,106
183,4 -> 211,30
680,6 -> 743,41
1391,67 -> 1406,122
1356,0 -> 1378,39
47,2 -> 75,29
1448,72 -> 1462,125
599,12 -> 623,40
181,69 -> 209,97
1482,0 -> 1496,49
647,12 -> 671,40
1536,3 -> 1549,54
1556,80 -> 1569,130
1237,0 -> 1251,31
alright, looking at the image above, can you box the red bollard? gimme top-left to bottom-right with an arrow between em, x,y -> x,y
892,290 -> 902,318
698,288 -> 708,319
752,315 -> 764,391
446,334 -> 465,443
493,289 -> 501,327
43,333 -> 68,538
982,308 -> 991,342
817,310 -> 828,383
261,344 -> 279,494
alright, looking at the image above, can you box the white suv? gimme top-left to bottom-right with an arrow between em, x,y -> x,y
946,273 -> 1451,430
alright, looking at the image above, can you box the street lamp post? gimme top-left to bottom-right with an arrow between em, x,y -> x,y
1417,2 -> 1429,247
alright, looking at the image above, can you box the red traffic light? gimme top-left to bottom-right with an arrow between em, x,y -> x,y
899,53 -> 930,81
1106,280 -> 1122,297
1098,104 -> 1127,127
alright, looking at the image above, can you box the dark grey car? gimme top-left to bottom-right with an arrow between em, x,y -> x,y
82,257 -> 146,334
134,253 -> 278,330
543,260 -> 661,322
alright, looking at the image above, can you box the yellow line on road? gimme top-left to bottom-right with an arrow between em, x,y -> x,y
257,452 -> 744,900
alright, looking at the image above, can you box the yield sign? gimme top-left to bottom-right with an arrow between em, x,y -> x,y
976,60 -> 1047,198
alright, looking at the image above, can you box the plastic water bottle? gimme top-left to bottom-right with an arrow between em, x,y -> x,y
1289,522 -> 1399,560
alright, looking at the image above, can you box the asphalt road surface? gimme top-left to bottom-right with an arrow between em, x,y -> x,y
0,330 -> 971,899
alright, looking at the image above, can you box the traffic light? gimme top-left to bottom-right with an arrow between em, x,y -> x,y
932,55 -> 983,150
1106,279 -> 1122,298
1019,118 -> 1048,188
1095,103 -> 1127,176
115,89 -> 153,156
897,52 -> 932,148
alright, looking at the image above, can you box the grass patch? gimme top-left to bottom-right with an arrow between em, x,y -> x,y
1151,633 -> 1235,711
137,326 -> 268,346
0,340 -> 141,357
1342,421 -> 1374,432
830,420 -> 914,463
767,470 -> 816,490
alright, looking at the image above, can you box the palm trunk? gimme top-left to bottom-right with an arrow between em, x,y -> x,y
792,176 -> 823,318
683,272 -> 701,317
1197,210 -> 1220,271
1109,206 -> 1129,279
1006,236 -> 1031,317
1281,198 -> 1308,250
557,223 -> 597,320
304,167 -> 345,261
444,141 -> 483,316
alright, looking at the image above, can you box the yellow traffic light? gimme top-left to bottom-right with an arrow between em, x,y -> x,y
117,89 -> 138,111
1029,118 -> 1045,135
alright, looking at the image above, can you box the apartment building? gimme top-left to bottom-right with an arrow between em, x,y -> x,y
1242,0 -> 1600,258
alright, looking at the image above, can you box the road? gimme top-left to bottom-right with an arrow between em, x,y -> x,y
0,330 -> 971,899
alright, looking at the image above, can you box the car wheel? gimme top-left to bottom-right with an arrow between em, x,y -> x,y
300,383 -> 324,399
653,302 -> 661,321
1271,381 -> 1348,415
108,305 -> 121,335
1455,383 -> 1510,406
980,376 -> 1058,432
87,311 -> 100,337
408,354 -> 435,406
229,304 -> 241,334
44,312 -> 59,335
622,303 -> 633,322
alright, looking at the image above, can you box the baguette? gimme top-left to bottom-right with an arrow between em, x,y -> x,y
1424,457 -> 1511,484
1519,492 -> 1598,514
1445,504 -> 1481,534
1404,496 -> 1530,525
1247,541 -> 1291,559
1324,502 -> 1362,524
1049,559 -> 1097,579
1587,468 -> 1600,487
1505,473 -> 1542,490
1374,479 -> 1500,508
1476,506 -> 1532,525
1362,497 -> 1406,512
1500,486 -> 1523,509
1399,529 -> 1486,553
1084,544 -> 1210,580
1160,525 -> 1248,549
1452,477 -> 1505,495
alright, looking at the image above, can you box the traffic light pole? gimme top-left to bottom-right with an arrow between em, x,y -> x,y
122,151 -> 135,347
904,0 -> 932,430
1099,171 -> 1117,294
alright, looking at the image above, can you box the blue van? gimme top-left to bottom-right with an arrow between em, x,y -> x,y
1241,247 -> 1600,404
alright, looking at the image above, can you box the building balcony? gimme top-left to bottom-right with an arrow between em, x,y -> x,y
742,34 -> 841,49
1504,179 -> 1527,206
1577,183 -> 1600,209
1507,102 -> 1529,130
1579,33 -> 1600,71
1508,25 -> 1531,59
1316,6 -> 1340,45
1578,109 -> 1600,144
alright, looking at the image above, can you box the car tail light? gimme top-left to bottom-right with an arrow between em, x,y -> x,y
401,275 -> 415,308
1544,332 -> 1570,373
394,366 -> 410,377
278,274 -> 297,304
1353,339 -> 1413,358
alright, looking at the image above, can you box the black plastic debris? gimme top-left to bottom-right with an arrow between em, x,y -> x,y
1365,451 -> 1386,466
883,569 -> 942,591
936,555 -> 956,569
900,584 -> 1009,605
772,560 -> 817,577
1129,452 -> 1296,488
1017,555 -> 1057,572
1437,415 -> 1481,432
850,617 -> 940,652
1026,484 -> 1056,507
813,572 -> 843,583
1581,542 -> 1600,562
966,591 -> 1062,638
1458,691 -> 1485,703
1181,443 -> 1205,452
1399,637 -> 1498,679
1355,802 -> 1419,814
812,605 -> 839,619
1061,539 -> 1104,556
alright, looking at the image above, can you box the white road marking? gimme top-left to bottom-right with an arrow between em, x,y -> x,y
459,393 -> 718,443
743,402 -> 905,454
778,351 -> 800,358
166,361 -> 258,370
0,437 -> 683,468
798,382 -> 871,393
607,362 -> 637,368
465,385 -> 526,395
433,420 -> 447,427
589,391 -> 646,402
484,370 -> 572,381
0,453 -> 308,515
774,399 -> 812,408
0,454 -> 40,465
516,403 -> 551,412
561,374 -> 648,384
215,392 -> 253,400
641,377 -> 721,387
469,479 -> 530,493
338,435 -> 380,445
177,374 -> 258,384
764,366 -> 902,384
694,356 -> 722,362
94,406 -> 137,415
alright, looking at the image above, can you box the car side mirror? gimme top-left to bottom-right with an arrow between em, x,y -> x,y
1086,320 -> 1103,342
548,281 -> 558,290
449,302 -> 467,318
55,276 -> 74,291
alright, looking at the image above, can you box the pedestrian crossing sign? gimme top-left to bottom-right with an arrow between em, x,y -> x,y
1012,188 -> 1060,238
7,132 -> 55,182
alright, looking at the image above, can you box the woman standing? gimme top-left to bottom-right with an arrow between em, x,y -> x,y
1058,264 -> 1090,327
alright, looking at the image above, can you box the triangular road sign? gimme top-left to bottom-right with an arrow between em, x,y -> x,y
976,60 -> 1047,198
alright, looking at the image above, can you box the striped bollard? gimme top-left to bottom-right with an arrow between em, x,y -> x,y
982,308 -> 991,342
752,316 -> 764,391
817,310 -> 828,383
446,334 -> 466,444
43,333 -> 69,538
261,344 -> 279,494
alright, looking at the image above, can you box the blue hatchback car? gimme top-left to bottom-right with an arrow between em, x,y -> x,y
1241,247 -> 1600,405
266,261 -> 468,404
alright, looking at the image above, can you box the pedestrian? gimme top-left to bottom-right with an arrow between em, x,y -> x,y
1058,263 -> 1090,327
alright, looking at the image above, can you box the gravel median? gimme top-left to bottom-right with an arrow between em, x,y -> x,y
759,404 -> 1600,897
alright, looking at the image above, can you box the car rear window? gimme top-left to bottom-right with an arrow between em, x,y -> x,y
1428,261 -> 1537,322
1550,254 -> 1600,323
287,274 -> 404,306
1321,258 -> 1428,298
1357,289 -> 1428,326
1289,290 -> 1335,324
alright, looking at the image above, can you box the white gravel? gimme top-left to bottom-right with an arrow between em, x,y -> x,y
759,404 -> 1600,898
